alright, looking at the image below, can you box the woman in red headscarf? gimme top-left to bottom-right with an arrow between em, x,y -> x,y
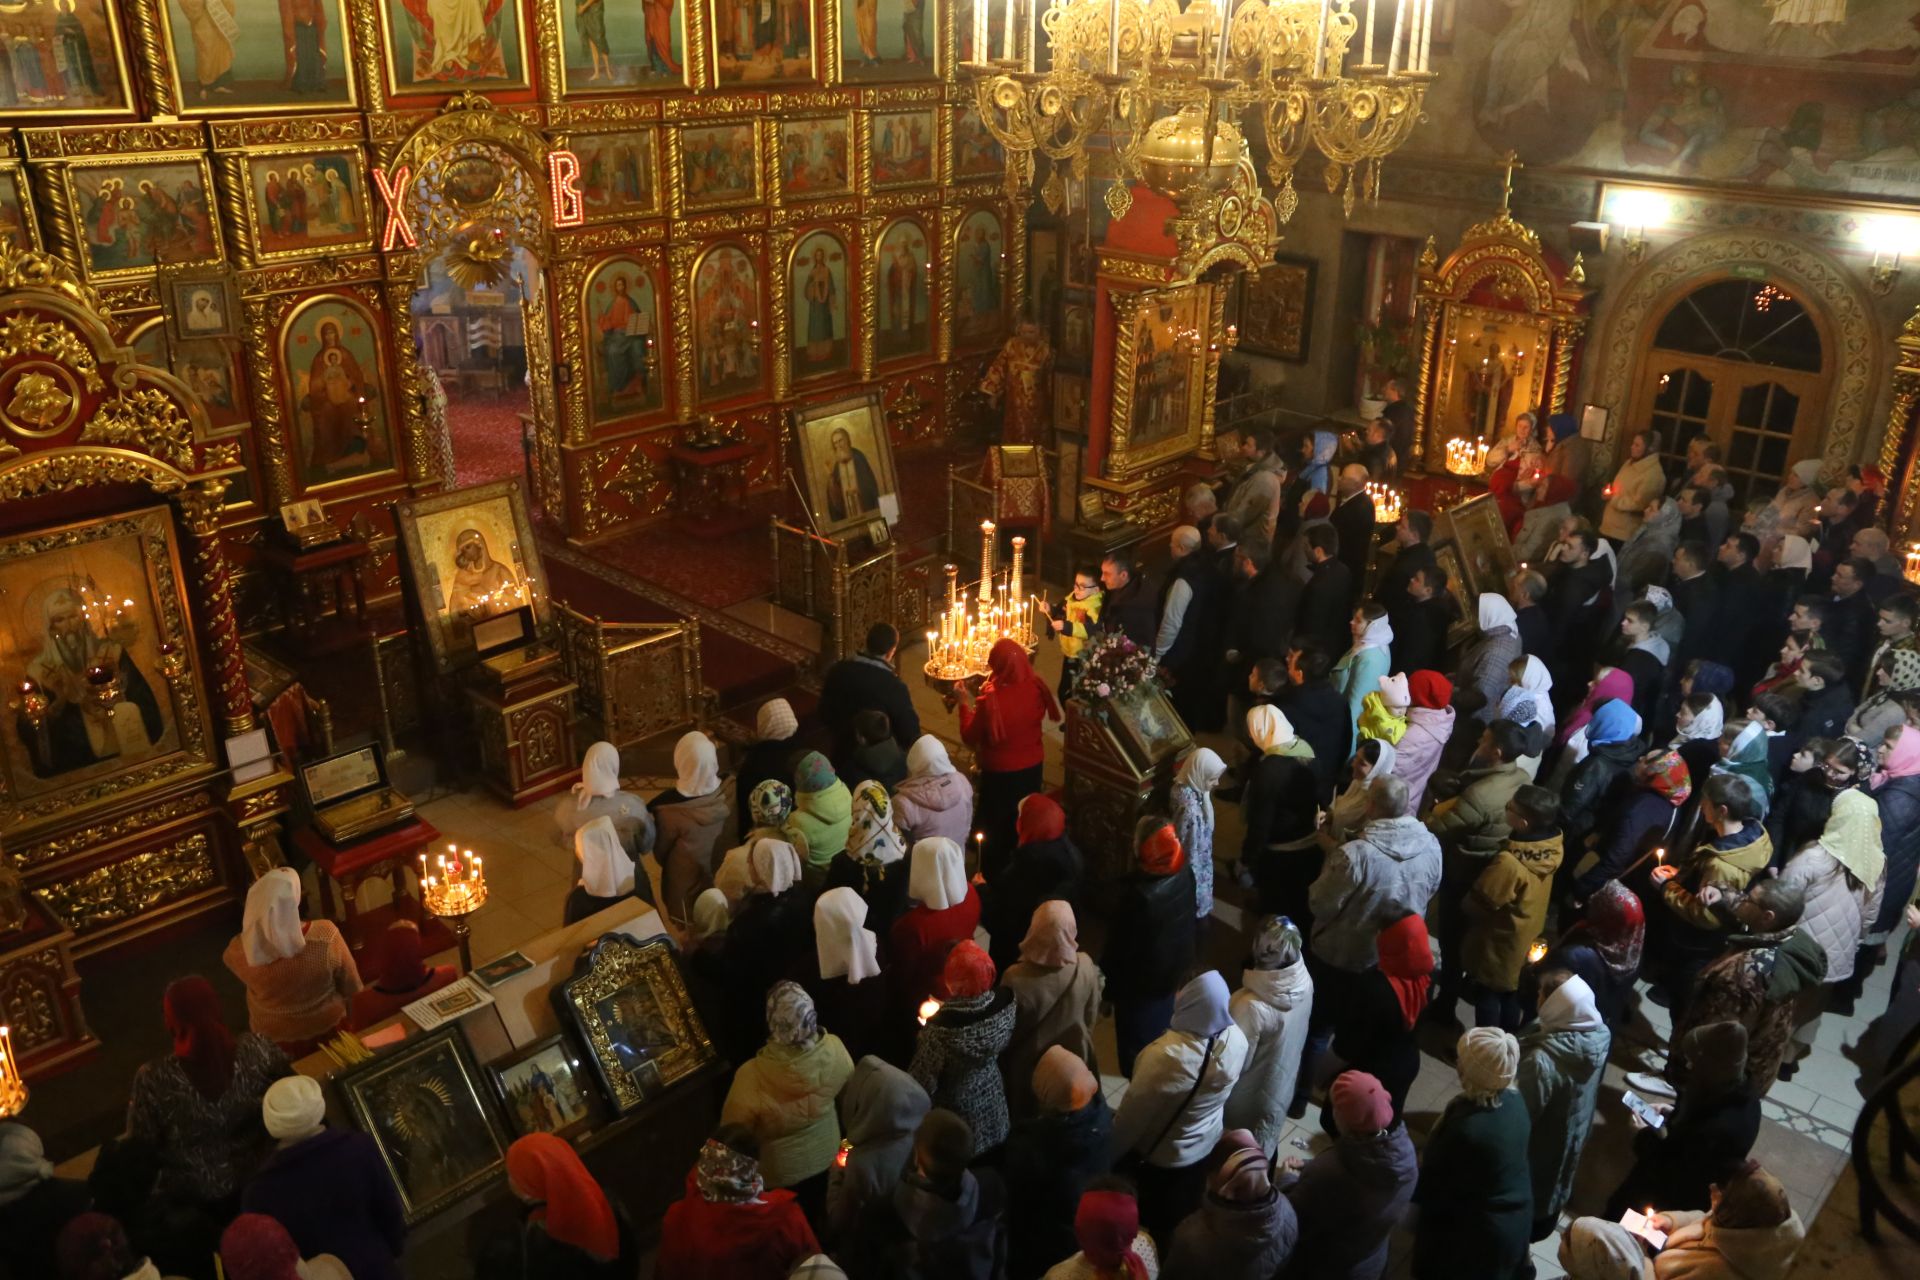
476,1133 -> 634,1279
909,940 -> 1018,1158
1541,879 -> 1647,1024
981,792 -> 1085,972
127,975 -> 289,1211
1102,817 -> 1197,1074
219,1213 -> 352,1280
954,638 -> 1062,862
346,920 -> 459,1030
1324,914 -> 1432,1133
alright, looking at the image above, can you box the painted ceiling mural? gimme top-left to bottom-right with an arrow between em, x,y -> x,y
1411,0 -> 1920,198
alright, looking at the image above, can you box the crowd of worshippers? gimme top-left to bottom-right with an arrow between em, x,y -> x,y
6,420 -> 1919,1280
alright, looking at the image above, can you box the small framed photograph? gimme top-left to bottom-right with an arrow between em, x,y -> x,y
163,268 -> 239,345
487,1033 -> 601,1141
280,498 -> 326,532
1580,403 -> 1609,442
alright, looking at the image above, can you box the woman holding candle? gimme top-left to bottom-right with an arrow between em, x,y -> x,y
889,836 -> 981,1019
721,982 -> 855,1222
908,940 -> 1017,1158
222,867 -> 362,1056
954,638 -> 1061,862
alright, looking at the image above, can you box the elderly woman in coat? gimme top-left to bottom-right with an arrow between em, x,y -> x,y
824,1057 -> 930,1243
1517,971 -> 1611,1242
1563,1160 -> 1805,1280
650,731 -> 732,931
908,941 -> 1016,1158
1224,917 -> 1314,1159
1413,1028 -> 1534,1280
1770,788 -> 1884,1079
720,982 -> 854,1215
889,735 -> 975,846
1396,671 -> 1456,812
1001,901 -> 1103,1118
1457,595 -> 1525,724
554,740 -> 653,855
1111,970 -> 1251,1241
1165,1129 -> 1299,1279
1281,1071 -> 1417,1280
1599,429 -> 1668,544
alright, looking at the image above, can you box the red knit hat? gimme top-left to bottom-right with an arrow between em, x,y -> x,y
1330,1071 -> 1395,1134
1407,670 -> 1453,710
1137,822 -> 1185,876
940,939 -> 997,999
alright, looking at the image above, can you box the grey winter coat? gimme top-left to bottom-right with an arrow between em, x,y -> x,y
1774,843 -> 1884,984
1456,625 -> 1523,724
1165,1187 -> 1299,1280
1224,960 -> 1314,1156
1308,816 -> 1443,973
1281,1122 -> 1418,1280
909,988 -> 1018,1156
827,1056 -> 933,1240
1515,982 -> 1611,1225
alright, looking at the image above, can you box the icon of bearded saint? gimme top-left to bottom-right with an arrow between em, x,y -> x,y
443,528 -> 520,620
18,584 -> 165,778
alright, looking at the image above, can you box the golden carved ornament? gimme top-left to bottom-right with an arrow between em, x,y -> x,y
34,832 -> 219,934
81,388 -> 196,470
207,117 -> 368,150
0,241 -> 104,315
13,792 -> 214,870
235,255 -> 385,299
19,122 -> 205,161
0,313 -> 103,393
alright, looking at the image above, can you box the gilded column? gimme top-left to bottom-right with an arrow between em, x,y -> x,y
174,480 -> 255,737
1548,318 -> 1584,417
1411,304 -> 1440,472
1888,369 -> 1920,539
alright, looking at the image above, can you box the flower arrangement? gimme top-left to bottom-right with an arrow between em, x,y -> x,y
1072,630 -> 1161,703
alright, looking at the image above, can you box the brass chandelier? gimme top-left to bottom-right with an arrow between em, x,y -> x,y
964,0 -> 1437,224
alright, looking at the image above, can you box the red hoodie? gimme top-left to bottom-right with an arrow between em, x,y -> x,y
957,640 -> 1060,773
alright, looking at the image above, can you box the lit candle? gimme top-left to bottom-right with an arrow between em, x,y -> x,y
1654,847 -> 1665,866
918,998 -> 942,1025
1527,939 -> 1548,965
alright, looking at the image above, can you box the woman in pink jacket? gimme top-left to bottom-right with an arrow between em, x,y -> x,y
890,735 -> 975,846
1395,671 -> 1455,815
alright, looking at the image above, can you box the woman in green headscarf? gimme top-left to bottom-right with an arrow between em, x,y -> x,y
785,751 -> 852,885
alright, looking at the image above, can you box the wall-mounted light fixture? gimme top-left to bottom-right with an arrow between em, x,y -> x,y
1606,189 -> 1669,265
1861,215 -> 1918,297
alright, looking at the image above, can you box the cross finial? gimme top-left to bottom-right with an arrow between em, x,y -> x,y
1498,150 -> 1523,216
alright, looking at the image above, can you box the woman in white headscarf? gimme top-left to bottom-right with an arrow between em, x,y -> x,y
564,815 -> 640,925
1456,593 -> 1524,725
805,887 -> 889,1062
553,740 -> 653,856
1413,1027 -> 1531,1279
1499,654 -> 1556,779
1325,737 -> 1397,842
1332,603 -> 1395,736
1171,746 -> 1228,924
890,734 -> 975,846
1517,972 -> 1610,1241
222,867 -> 362,1053
648,731 -> 732,933
889,837 -> 979,1014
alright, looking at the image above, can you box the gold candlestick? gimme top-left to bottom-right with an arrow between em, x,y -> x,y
1009,536 -> 1025,608
978,521 -> 996,604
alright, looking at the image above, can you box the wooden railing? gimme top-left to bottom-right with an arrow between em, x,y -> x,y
770,518 -> 897,669
553,602 -> 704,748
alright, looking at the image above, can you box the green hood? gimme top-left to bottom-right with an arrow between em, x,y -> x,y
788,780 -> 853,867
1765,928 -> 1829,1001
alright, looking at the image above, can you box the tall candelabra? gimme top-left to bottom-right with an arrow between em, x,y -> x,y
925,521 -> 1044,685
418,842 -> 489,972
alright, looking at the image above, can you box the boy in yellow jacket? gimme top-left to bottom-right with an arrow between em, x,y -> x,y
1462,784 -> 1564,1032
1049,565 -> 1104,703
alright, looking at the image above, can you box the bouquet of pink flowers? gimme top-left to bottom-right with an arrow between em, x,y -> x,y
1071,630 -> 1160,703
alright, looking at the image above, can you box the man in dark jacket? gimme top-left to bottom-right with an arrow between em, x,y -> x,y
1713,532 -> 1775,695
1508,569 -> 1552,664
1378,511 -> 1437,607
1827,557 -> 1879,688
1610,601 -> 1668,726
1330,465 -> 1377,607
1791,649 -> 1855,745
1099,552 -> 1158,647
1545,529 -> 1611,692
1156,525 -> 1227,731
822,623 -> 921,756
1296,524 -> 1353,663
1275,643 -> 1351,806
1227,539 -> 1299,688
1669,540 -> 1721,676
1390,564 -> 1455,676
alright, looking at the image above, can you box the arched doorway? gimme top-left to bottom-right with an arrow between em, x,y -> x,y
1628,277 -> 1830,506
409,243 -> 539,487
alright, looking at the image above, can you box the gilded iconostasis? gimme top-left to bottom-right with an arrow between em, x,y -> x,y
0,0 -> 1019,618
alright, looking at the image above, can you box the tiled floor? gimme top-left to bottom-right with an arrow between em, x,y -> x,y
377,631 -> 1909,1277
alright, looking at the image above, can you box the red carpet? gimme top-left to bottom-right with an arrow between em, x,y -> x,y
581,442 -> 976,612
448,389 -> 533,489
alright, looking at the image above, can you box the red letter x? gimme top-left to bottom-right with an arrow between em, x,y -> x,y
373,166 -> 416,250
